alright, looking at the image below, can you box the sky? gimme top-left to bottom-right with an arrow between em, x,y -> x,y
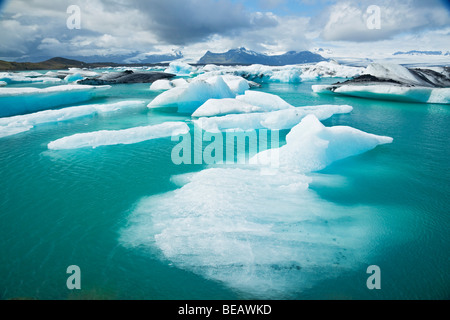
0,0 -> 449,62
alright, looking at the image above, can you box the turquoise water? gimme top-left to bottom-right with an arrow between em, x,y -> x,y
0,79 -> 449,299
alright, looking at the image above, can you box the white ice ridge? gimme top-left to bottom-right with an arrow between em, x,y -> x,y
312,84 -> 450,104
0,85 -> 111,117
0,101 -> 147,139
120,114 -> 393,297
48,121 -> 189,150
194,104 -> 353,132
196,61 -> 364,83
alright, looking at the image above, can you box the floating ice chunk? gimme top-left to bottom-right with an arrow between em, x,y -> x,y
0,72 -> 63,84
0,100 -> 147,139
48,121 -> 189,150
192,99 -> 262,117
148,76 -> 235,114
0,85 -> 111,117
120,115 -> 392,297
64,73 -> 84,83
194,105 -> 353,132
236,91 -> 294,111
312,84 -> 450,104
150,79 -> 174,91
254,114 -> 393,173
192,90 -> 307,118
165,61 -> 196,76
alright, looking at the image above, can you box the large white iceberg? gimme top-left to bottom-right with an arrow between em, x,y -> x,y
120,114 -> 393,297
253,114 -> 393,172
48,121 -> 189,150
0,85 -> 111,117
0,100 -> 147,139
148,76 -> 235,113
312,63 -> 450,104
194,104 -> 353,132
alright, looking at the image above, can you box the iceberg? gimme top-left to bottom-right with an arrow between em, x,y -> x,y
192,91 -> 298,118
253,114 -> 393,172
64,73 -> 84,83
193,104 -> 353,132
194,61 -> 364,83
0,72 -> 63,84
120,114 -> 393,297
150,79 -> 174,91
48,121 -> 189,150
0,85 -> 111,117
312,63 -> 450,104
312,84 -> 450,104
164,61 -> 197,76
300,60 -> 365,80
148,76 -> 235,114
192,98 -> 262,117
236,91 -> 294,111
191,74 -> 252,95
149,78 -> 189,91
0,100 -> 147,139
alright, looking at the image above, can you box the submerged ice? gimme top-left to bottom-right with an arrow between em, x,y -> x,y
120,114 -> 393,297
0,85 -> 111,117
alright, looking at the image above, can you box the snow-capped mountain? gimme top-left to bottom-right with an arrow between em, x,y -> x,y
198,47 -> 327,65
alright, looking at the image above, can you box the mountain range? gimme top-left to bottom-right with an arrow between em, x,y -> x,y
0,48 -> 328,71
393,50 -> 450,56
198,48 -> 327,65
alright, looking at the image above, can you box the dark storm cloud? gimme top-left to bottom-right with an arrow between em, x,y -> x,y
135,0 -> 278,45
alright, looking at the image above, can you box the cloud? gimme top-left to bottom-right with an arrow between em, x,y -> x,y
0,0 -> 449,61
136,0 -> 277,45
320,0 -> 450,42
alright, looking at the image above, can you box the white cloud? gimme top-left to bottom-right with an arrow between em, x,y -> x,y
321,0 -> 450,42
